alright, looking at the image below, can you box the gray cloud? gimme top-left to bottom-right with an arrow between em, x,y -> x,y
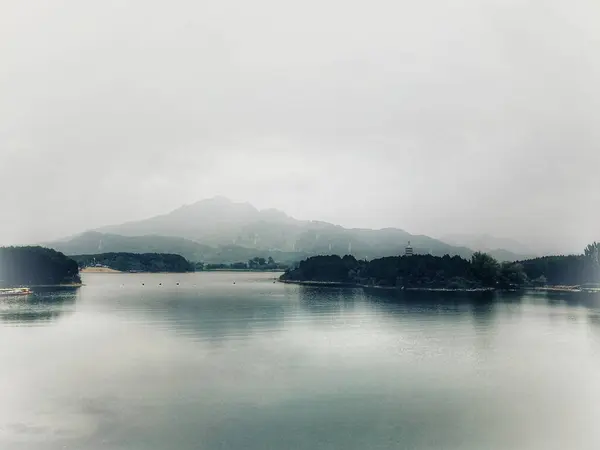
1,0 -> 599,253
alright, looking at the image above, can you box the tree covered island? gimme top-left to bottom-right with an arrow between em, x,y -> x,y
281,243 -> 600,291
0,246 -> 81,287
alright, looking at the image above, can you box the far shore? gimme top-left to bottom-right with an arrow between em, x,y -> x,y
29,283 -> 83,288
81,269 -> 187,274
81,268 -> 283,274
278,279 -> 493,292
202,269 -> 284,272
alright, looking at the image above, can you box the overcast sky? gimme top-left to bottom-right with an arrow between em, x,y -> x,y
1,0 -> 599,253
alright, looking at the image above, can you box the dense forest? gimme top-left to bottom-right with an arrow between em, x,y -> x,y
281,243 -> 600,289
74,253 -> 194,273
0,246 -> 81,287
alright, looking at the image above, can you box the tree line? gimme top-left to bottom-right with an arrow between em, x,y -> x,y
517,242 -> 600,286
281,242 -> 600,289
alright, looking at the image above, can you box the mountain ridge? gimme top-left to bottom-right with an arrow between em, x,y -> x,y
46,197 -> 531,262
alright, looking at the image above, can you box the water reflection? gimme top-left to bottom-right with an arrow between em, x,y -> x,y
0,288 -> 78,324
546,291 -> 600,308
109,276 -> 600,347
359,288 -> 499,321
160,293 -> 288,342
297,286 -> 360,313
96,281 -> 289,342
3,274 -> 600,450
469,295 -> 496,327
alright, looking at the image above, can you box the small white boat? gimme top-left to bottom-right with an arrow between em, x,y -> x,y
0,287 -> 33,297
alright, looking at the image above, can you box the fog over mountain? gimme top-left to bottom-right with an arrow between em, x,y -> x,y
2,0 -> 599,253
45,197 -> 532,263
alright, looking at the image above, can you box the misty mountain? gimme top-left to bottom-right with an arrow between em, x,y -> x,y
47,197 -> 526,262
95,197 -> 479,258
440,233 -> 537,258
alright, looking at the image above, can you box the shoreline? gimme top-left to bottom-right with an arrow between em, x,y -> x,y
278,279 -> 600,294
278,279 -> 357,287
201,269 -> 284,272
81,269 -> 282,275
81,267 -> 122,273
30,283 -> 84,288
81,269 -> 194,274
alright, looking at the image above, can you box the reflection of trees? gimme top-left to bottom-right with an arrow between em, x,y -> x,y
0,288 -> 79,324
298,285 -> 505,327
469,295 -> 496,328
361,288 -> 498,320
587,311 -> 600,346
543,291 -> 600,308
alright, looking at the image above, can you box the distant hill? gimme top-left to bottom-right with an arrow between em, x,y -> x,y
45,197 -> 526,263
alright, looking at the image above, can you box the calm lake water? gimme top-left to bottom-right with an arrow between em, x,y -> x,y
2,272 -> 600,450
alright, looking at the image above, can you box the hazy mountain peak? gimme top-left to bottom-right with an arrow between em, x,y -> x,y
179,196 -> 254,209
171,196 -> 258,216
440,233 -> 536,257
